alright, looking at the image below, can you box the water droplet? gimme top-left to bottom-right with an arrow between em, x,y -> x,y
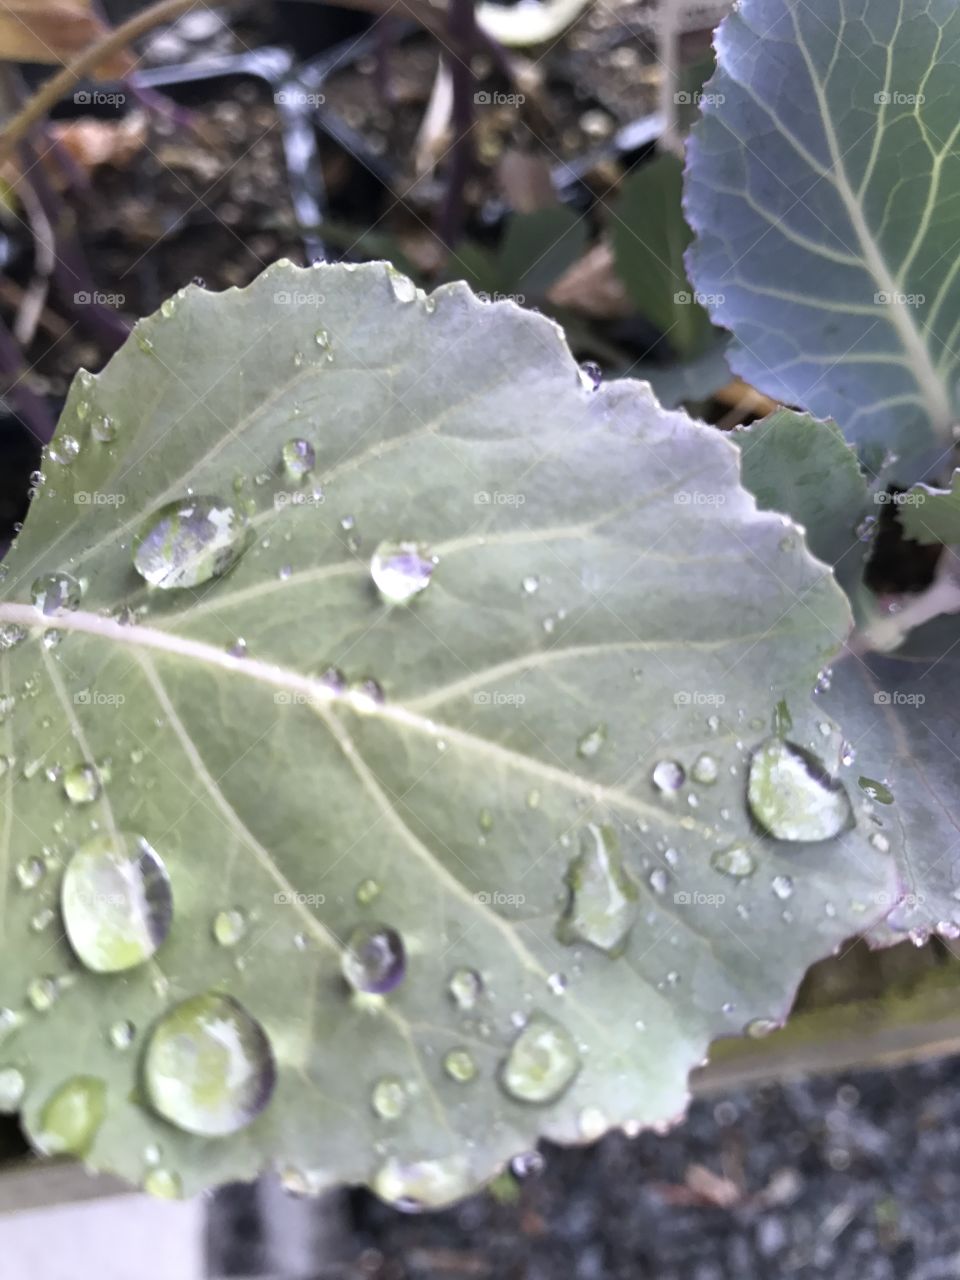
652,760 -> 685,793
558,823 -> 636,954
521,575 -> 539,595
648,867 -> 668,895
710,843 -> 756,879
27,976 -> 57,1011
144,1168 -> 182,1199
355,878 -> 381,906
373,1154 -> 471,1210
281,438 -> 315,482
372,1076 -> 407,1119
133,496 -> 250,590
63,762 -> 101,805
160,297 -> 176,318
691,753 -> 719,785
388,270 -> 418,304
858,776 -> 894,805
478,808 -> 494,832
500,1014 -> 580,1104
576,724 -> 606,760
771,874 -> 794,900
31,907 -> 54,932
0,1067 -> 25,1112
443,1048 -> 477,1083
748,738 -> 853,841
547,972 -> 567,995
511,1150 -> 545,1178
448,967 -> 483,1010
526,789 -> 541,810
213,909 -> 246,947
579,362 -> 602,391
370,540 -> 435,604
0,625 -> 26,651
342,923 -> 405,995
31,572 -> 82,616
15,857 -> 44,890
48,435 -> 81,466
34,1076 -> 106,1156
578,1106 -> 607,1140
870,832 -> 890,853
144,993 -> 276,1136
745,1017 -> 779,1039
314,327 -> 330,349
91,414 -> 116,443
61,832 -> 173,972
109,1019 -> 135,1050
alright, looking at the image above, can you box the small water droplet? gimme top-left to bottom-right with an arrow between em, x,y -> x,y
63,762 -> 101,805
27,976 -> 58,1011
373,1154 -> 471,1211
745,1017 -> 779,1039
579,1106 -> 607,1140
691,753 -> 719,785
576,724 -> 606,760
160,297 -> 176,319
748,738 -> 853,841
370,540 -> 435,604
547,972 -> 567,995
213,909 -> 246,947
355,878 -> 381,906
342,923 -> 405,994
144,993 -> 276,1136
648,867 -> 669,895
858,776 -> 894,805
144,1168 -> 182,1199
0,1066 -> 25,1112
521,575 -> 539,595
61,832 -> 173,972
443,1048 -> 477,1083
500,1014 -> 580,1104
579,362 -> 602,391
711,844 -> 756,879
91,415 -> 116,443
448,967 -> 483,1010
108,1019 -> 135,1050
652,760 -> 685,793
15,857 -> 44,890
34,1076 -> 106,1156
771,874 -> 794,900
388,270 -> 418,304
133,497 -> 250,590
281,438 -> 315,482
870,832 -> 890,853
372,1076 -> 407,1119
48,435 -> 81,466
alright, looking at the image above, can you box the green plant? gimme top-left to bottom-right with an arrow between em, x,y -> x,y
0,0 -> 955,1209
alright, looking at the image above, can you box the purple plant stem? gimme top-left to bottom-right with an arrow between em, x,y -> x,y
439,0 -> 477,248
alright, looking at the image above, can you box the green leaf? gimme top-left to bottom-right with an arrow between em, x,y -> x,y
900,470 -> 960,545
685,0 -> 960,464
734,409 -> 960,945
0,261 -> 894,1201
497,208 -> 588,302
612,153 -> 715,359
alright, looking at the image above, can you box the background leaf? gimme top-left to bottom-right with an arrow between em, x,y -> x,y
900,470 -> 960,545
685,0 -> 960,469
0,262 -> 894,1200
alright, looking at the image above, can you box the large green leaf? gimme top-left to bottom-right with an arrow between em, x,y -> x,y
735,409 -> 960,945
0,262 -> 894,1201
685,0 -> 960,467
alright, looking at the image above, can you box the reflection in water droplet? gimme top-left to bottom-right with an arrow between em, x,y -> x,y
281,438 -> 315,482
373,1154 -> 471,1210
710,844 -> 756,879
448,967 -> 483,1010
558,823 -> 637,954
34,1076 -> 106,1155
342,923 -> 405,995
144,993 -> 276,1136
372,1076 -> 407,1119
500,1014 -> 580,1104
63,762 -> 100,805
0,1067 -> 25,1112
576,725 -> 606,760
61,832 -> 173,972
443,1048 -> 476,1083
370,541 -> 435,604
748,738 -> 853,841
213,909 -> 246,947
133,497 -> 250,590
652,760 -> 685,793
31,573 -> 82,616
144,1168 -> 182,1199
858,776 -> 894,805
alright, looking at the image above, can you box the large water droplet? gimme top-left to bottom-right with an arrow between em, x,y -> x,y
61,832 -> 173,972
748,738 -> 853,841
281,438 -> 315,482
342,923 -> 405,994
370,541 -> 435,604
373,1154 -> 471,1210
34,1076 -> 106,1155
557,823 -> 637,955
63,762 -> 101,805
143,993 -> 276,1136
133,497 -> 250,590
448,967 -> 483,1010
500,1014 -> 580,1104
31,572 -> 82,616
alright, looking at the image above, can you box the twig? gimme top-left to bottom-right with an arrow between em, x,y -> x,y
0,0 -> 230,164
439,0 -> 477,247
